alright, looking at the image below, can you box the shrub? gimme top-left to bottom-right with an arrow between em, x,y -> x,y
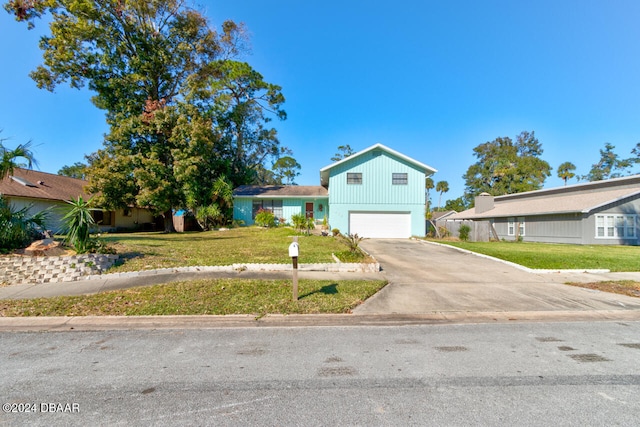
342,233 -> 364,253
438,226 -> 451,238
305,217 -> 315,234
459,224 -> 471,241
196,204 -> 223,230
291,212 -> 306,231
254,209 -> 276,227
0,195 -> 48,253
332,228 -> 340,237
60,196 -> 99,253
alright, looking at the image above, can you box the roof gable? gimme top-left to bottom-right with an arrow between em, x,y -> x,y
319,143 -> 437,186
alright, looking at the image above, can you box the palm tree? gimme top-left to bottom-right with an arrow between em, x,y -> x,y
0,137 -> 37,180
425,177 -> 434,217
436,180 -> 449,211
557,162 -> 576,186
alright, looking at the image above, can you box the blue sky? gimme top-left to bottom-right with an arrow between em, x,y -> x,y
2,0 -> 640,203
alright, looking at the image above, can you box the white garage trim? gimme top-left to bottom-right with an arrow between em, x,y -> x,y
349,211 -> 411,238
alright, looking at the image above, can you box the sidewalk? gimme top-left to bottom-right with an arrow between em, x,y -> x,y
0,268 -> 382,300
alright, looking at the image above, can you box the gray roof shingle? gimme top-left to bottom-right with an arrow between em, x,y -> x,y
0,168 -> 91,202
449,175 -> 640,220
233,185 -> 328,197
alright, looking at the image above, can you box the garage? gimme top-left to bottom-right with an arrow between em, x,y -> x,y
349,212 -> 411,238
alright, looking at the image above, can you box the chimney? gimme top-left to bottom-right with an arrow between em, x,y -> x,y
475,192 -> 494,214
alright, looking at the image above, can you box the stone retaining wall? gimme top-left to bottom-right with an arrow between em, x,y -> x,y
1,256 -> 379,286
0,254 -> 120,285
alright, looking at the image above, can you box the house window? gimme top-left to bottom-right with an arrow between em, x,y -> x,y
347,172 -> 362,185
252,200 -> 283,219
392,173 -> 408,185
595,214 -> 636,239
507,217 -> 525,236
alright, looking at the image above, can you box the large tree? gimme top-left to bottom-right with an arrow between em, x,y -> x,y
330,144 -> 354,162
7,0 -> 286,231
58,162 -> 88,180
463,131 -> 551,198
272,155 -> 301,185
444,197 -> 468,212
583,143 -> 632,182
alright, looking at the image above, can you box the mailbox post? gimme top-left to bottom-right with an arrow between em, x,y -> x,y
288,237 -> 299,301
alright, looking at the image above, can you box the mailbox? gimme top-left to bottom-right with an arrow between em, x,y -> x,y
288,242 -> 299,258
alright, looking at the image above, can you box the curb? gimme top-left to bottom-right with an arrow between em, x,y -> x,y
1,310 -> 640,331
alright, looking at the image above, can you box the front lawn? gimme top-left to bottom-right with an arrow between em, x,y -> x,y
0,278 -> 387,316
430,240 -> 640,272
103,227 -> 368,272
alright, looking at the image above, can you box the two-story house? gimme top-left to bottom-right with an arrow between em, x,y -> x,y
233,143 -> 437,238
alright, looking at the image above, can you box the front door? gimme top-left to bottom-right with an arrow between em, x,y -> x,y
305,202 -> 314,219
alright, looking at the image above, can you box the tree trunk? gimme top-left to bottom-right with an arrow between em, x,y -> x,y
163,209 -> 176,233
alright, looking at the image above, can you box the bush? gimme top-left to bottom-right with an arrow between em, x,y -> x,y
59,196 -> 109,253
332,228 -> 340,237
291,213 -> 314,233
195,204 -> 223,230
291,212 -> 306,231
459,224 -> 471,241
0,196 -> 48,253
305,217 -> 315,234
342,233 -> 364,253
438,226 -> 451,238
254,209 -> 276,227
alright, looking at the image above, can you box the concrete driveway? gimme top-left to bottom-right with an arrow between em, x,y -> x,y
354,239 -> 640,316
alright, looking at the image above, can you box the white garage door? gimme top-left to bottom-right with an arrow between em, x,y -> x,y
349,212 -> 411,238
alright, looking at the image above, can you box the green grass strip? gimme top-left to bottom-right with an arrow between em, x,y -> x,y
0,279 -> 387,317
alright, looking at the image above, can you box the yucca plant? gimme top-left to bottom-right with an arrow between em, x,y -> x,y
60,196 -> 97,253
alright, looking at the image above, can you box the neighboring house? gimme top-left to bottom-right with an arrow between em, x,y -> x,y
233,143 -> 437,238
0,168 -> 155,233
446,175 -> 640,245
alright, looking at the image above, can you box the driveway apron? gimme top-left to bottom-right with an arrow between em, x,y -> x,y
354,239 -> 640,315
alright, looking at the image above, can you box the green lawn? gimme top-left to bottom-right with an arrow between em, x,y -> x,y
103,227 -> 366,272
431,240 -> 640,272
0,278 -> 387,316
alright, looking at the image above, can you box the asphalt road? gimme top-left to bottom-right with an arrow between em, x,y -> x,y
2,321 -> 639,426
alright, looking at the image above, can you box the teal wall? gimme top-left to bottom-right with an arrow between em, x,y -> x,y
233,197 -> 329,226
233,148 -> 428,235
328,148 -> 426,235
